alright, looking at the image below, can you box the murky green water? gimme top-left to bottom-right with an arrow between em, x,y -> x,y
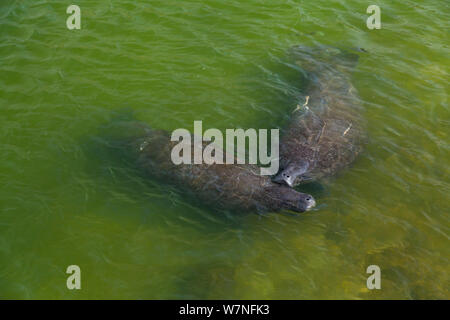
0,0 -> 448,299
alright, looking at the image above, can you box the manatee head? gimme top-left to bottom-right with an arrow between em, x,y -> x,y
295,192 -> 316,212
267,185 -> 316,212
273,161 -> 310,187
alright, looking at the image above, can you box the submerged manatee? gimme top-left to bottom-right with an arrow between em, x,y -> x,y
106,121 -> 316,213
273,46 -> 366,187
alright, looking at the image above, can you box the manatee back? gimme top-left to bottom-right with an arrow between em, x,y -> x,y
277,45 -> 367,184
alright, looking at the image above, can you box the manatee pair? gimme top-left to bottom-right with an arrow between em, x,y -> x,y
273,45 -> 366,188
107,45 -> 365,214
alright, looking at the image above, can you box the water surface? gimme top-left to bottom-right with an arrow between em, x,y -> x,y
0,0 -> 448,299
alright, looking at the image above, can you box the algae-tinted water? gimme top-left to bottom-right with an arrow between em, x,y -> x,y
0,0 -> 448,299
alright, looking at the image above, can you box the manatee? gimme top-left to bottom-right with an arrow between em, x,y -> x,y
273,46 -> 366,187
106,121 -> 316,213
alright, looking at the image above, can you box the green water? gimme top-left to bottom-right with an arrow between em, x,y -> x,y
0,0 -> 448,299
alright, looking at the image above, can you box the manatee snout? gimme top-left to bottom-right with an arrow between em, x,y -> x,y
273,169 -> 297,187
278,186 -> 316,212
297,193 -> 316,212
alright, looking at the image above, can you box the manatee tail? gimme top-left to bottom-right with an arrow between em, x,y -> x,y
83,108 -> 158,169
288,44 -> 363,75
